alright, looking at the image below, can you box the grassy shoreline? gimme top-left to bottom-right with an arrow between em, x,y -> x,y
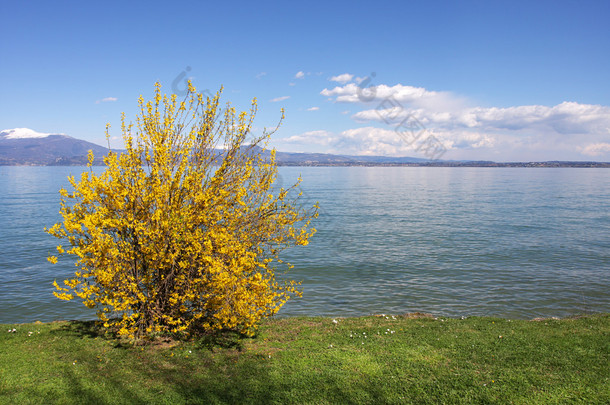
1,314 -> 608,404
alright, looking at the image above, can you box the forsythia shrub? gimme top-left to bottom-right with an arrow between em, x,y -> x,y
45,82 -> 317,339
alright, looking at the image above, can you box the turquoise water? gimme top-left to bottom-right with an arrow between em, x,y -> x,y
1,166 -> 609,323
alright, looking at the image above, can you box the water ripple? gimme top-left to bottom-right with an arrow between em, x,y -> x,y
1,166 -> 609,322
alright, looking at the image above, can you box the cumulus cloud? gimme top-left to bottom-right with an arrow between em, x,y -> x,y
317,81 -> 610,160
96,97 -> 117,104
276,76 -> 610,160
321,83 -> 448,105
283,130 -> 335,146
580,142 -> 610,156
280,122 -> 610,160
282,127 -> 447,157
307,106 -> 320,111
295,71 -> 305,79
324,82 -> 610,137
270,96 -> 290,102
354,101 -> 610,136
330,73 -> 354,83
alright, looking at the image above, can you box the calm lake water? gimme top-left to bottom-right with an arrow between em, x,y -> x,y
1,166 -> 609,323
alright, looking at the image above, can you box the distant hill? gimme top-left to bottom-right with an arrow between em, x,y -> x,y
0,128 -> 109,165
1,128 -> 608,167
0,128 -> 431,167
272,149 -> 429,165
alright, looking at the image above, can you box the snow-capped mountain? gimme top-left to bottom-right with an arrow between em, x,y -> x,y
0,128 -> 109,165
0,128 -> 66,140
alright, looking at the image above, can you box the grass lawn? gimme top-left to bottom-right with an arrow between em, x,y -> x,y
1,313 -> 608,404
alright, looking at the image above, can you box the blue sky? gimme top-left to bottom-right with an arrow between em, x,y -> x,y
1,0 -> 609,161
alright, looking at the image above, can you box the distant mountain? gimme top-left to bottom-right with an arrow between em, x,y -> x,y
0,128 -> 109,165
272,149 -> 429,165
2,128 -> 608,167
0,128 -> 433,166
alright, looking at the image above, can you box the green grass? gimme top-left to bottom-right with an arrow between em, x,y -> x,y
1,314 -> 608,404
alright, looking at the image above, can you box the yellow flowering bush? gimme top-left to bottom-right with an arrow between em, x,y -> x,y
45,82 -> 317,339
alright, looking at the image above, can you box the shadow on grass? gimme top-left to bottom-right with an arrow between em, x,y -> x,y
50,321 -> 267,366
41,318 -> 484,404
52,320 -> 106,339
194,329 -> 247,351
51,320 -> 134,348
134,354 -> 378,405
38,321 -> 381,403
54,320 -> 248,349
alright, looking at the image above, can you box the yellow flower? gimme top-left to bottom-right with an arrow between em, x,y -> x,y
44,81 -> 317,339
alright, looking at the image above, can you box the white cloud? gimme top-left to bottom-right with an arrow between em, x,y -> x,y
280,123 -> 610,161
580,142 -> 610,156
330,73 -> 354,83
338,127 -> 417,155
282,127 -> 446,157
307,106 -> 319,111
256,72 -> 267,79
295,71 -> 305,79
96,97 -> 118,104
324,83 -> 610,139
354,101 -> 610,136
313,79 -> 610,160
283,130 -> 335,146
321,83 -> 446,105
270,96 -> 290,102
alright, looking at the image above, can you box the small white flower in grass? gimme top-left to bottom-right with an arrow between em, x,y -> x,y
332,319 -> 338,324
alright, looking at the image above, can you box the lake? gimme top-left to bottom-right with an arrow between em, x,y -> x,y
1,166 -> 609,323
